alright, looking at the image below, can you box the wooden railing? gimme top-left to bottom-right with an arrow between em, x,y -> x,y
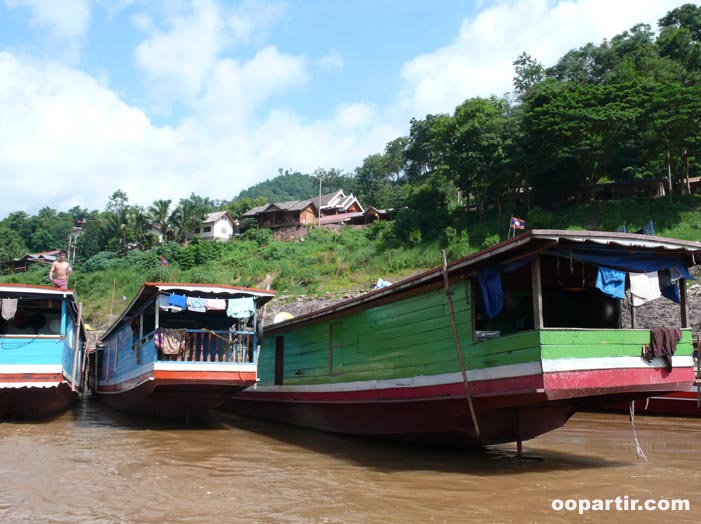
156,328 -> 255,363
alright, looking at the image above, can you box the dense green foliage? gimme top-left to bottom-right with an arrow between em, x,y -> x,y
2,5 -> 701,327
4,195 -> 701,330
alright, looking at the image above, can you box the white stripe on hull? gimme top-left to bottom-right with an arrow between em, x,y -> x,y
542,355 -> 693,373
0,364 -> 63,373
0,382 -> 63,388
253,355 -> 690,394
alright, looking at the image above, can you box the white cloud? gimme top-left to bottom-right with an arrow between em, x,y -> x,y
317,51 -> 344,73
397,0 -> 688,118
134,0 -> 224,103
5,0 -> 91,39
0,0 -> 693,220
0,50 -> 398,218
4,0 -> 92,62
133,0 -> 287,110
192,46 -> 307,131
0,52 -> 173,214
224,0 -> 286,46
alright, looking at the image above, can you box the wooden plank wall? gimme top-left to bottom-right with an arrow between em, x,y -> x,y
260,281 -> 542,386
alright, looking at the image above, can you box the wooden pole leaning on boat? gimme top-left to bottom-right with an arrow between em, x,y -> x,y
71,302 -> 83,392
441,250 -> 480,437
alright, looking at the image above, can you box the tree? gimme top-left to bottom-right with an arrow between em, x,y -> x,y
404,113 -> 453,181
641,81 -> 701,193
130,206 -> 155,250
657,4 -> 701,74
513,52 -> 545,97
0,225 -> 27,263
225,196 -> 267,219
105,189 -> 129,213
170,198 -> 206,246
148,199 -> 172,242
447,96 -> 514,213
523,80 -> 644,202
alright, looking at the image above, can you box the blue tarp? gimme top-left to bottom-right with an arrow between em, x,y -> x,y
546,247 -> 695,276
477,246 -> 694,317
477,266 -> 504,318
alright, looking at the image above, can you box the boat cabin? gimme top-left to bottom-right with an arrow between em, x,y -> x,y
468,230 -> 695,341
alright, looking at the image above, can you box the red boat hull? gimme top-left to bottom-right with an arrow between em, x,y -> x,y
605,386 -> 701,417
0,382 -> 78,419
224,369 -> 690,447
96,369 -> 257,419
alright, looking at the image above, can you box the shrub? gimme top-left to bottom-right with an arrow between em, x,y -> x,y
82,251 -> 119,273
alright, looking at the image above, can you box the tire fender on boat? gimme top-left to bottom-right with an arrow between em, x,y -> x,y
256,318 -> 264,344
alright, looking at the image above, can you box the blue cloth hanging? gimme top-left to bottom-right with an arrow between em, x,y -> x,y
477,266 -> 504,318
227,297 -> 255,319
168,293 -> 188,308
595,267 -> 626,299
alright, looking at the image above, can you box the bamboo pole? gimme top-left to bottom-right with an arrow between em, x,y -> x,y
441,250 -> 480,437
70,302 -> 83,392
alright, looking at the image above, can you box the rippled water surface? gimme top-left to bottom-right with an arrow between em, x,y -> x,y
0,397 -> 700,523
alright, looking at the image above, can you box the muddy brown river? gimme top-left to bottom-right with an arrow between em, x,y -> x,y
0,397 -> 699,523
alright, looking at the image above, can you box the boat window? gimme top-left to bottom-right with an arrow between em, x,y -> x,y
0,298 -> 63,335
472,256 -> 621,340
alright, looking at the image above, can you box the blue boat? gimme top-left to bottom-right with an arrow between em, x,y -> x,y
0,284 -> 85,419
92,282 -> 275,419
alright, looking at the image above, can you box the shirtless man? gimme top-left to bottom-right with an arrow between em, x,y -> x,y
49,250 -> 72,289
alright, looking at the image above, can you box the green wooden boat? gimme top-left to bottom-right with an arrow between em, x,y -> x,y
224,230 -> 701,447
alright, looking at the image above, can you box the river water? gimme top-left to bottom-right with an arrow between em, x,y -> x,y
0,397 -> 699,524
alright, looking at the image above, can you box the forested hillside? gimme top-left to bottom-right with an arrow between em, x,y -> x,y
2,4 -> 701,327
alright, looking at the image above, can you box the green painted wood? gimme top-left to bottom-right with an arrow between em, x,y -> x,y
540,329 -> 694,359
259,277 -> 697,387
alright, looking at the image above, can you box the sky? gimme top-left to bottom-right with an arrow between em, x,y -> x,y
0,0 -> 695,219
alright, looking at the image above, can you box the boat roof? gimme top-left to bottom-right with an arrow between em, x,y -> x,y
0,283 -> 77,301
269,229 -> 701,330
102,282 -> 276,339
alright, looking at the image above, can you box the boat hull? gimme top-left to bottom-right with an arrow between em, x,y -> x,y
0,382 -> 77,419
96,365 -> 257,419
225,365 -> 692,447
603,384 -> 701,417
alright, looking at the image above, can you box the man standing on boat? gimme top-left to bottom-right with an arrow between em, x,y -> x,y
49,250 -> 72,289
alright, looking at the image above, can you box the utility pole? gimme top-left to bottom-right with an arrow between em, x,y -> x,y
315,169 -> 325,225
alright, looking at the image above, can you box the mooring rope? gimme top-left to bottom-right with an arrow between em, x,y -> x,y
629,400 -> 648,461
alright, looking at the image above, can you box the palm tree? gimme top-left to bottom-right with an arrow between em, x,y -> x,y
169,200 -> 202,246
148,199 -> 172,243
131,206 -> 154,249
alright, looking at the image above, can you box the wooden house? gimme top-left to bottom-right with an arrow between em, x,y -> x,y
241,190 -> 365,229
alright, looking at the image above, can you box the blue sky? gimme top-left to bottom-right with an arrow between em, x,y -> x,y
0,0 -> 693,218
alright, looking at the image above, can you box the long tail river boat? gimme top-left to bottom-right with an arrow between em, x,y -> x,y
223,230 -> 701,447
0,284 -> 85,419
92,282 -> 274,419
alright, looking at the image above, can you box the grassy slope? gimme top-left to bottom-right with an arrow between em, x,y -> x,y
3,195 -> 701,329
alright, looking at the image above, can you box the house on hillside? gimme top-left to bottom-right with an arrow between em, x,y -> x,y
190,211 -> 238,241
241,190 -> 366,229
592,178 -> 666,200
243,199 -> 319,229
312,190 -> 364,216
2,250 -> 60,274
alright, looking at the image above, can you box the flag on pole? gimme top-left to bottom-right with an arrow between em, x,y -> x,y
510,216 -> 525,230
